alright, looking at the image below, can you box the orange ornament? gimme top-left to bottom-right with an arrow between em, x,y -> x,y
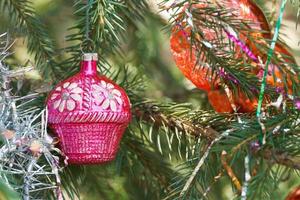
259,43 -> 297,95
224,0 -> 270,33
208,88 -> 257,113
170,1 -> 276,113
286,186 -> 300,200
266,65 -> 289,89
170,28 -> 191,54
170,28 -> 193,79
170,25 -> 218,92
208,90 -> 233,113
214,0 -> 270,63
235,91 -> 257,113
224,0 -> 270,58
170,1 -> 269,93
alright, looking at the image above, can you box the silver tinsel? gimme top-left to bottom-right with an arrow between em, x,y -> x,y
0,33 -> 63,200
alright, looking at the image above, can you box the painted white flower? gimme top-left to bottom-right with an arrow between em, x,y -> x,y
92,80 -> 123,112
51,82 -> 83,112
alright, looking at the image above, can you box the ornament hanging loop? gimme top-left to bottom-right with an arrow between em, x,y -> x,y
80,38 -> 96,54
81,0 -> 95,53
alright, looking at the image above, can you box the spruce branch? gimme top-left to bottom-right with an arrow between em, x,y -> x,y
124,132 -> 174,189
262,149 -> 300,170
0,0 -> 298,199
246,164 -> 288,199
133,100 -> 300,170
118,130 -> 180,199
130,98 -> 299,198
178,130 -> 230,198
61,0 -> 148,79
134,101 -> 218,140
0,0 -> 59,80
220,150 -> 242,193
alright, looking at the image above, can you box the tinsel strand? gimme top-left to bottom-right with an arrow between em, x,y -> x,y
256,0 -> 287,144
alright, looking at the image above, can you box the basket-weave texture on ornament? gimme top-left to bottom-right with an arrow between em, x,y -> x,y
47,53 -> 131,164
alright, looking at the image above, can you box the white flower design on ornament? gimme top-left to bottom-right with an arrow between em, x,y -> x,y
92,80 -> 123,112
51,82 -> 83,112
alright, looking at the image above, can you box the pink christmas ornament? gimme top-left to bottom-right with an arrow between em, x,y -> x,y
47,53 -> 131,164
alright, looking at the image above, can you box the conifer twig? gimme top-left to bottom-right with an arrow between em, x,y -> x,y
135,102 -> 300,170
1,0 -> 59,80
134,107 -> 218,140
179,130 -> 232,197
262,149 -> 300,170
221,150 -> 242,193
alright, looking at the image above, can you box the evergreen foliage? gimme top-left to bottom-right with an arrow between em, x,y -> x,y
0,0 -> 299,199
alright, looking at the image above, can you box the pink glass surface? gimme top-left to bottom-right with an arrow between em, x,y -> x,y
47,58 -> 131,164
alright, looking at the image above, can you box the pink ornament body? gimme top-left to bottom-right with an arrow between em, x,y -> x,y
47,53 -> 131,164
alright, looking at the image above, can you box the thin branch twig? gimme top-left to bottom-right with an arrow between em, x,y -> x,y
221,150 -> 242,193
134,103 -> 300,170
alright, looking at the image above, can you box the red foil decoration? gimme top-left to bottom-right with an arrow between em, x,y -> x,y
286,186 -> 300,200
170,26 -> 218,92
170,1 -> 269,113
170,0 -> 269,90
224,0 -> 270,32
224,0 -> 270,60
257,43 -> 297,95
47,53 -> 131,164
208,89 -> 257,113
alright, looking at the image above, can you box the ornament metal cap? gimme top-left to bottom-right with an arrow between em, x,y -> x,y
82,53 -> 98,61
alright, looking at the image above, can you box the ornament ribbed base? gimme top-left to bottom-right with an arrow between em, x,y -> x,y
51,123 -> 127,164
